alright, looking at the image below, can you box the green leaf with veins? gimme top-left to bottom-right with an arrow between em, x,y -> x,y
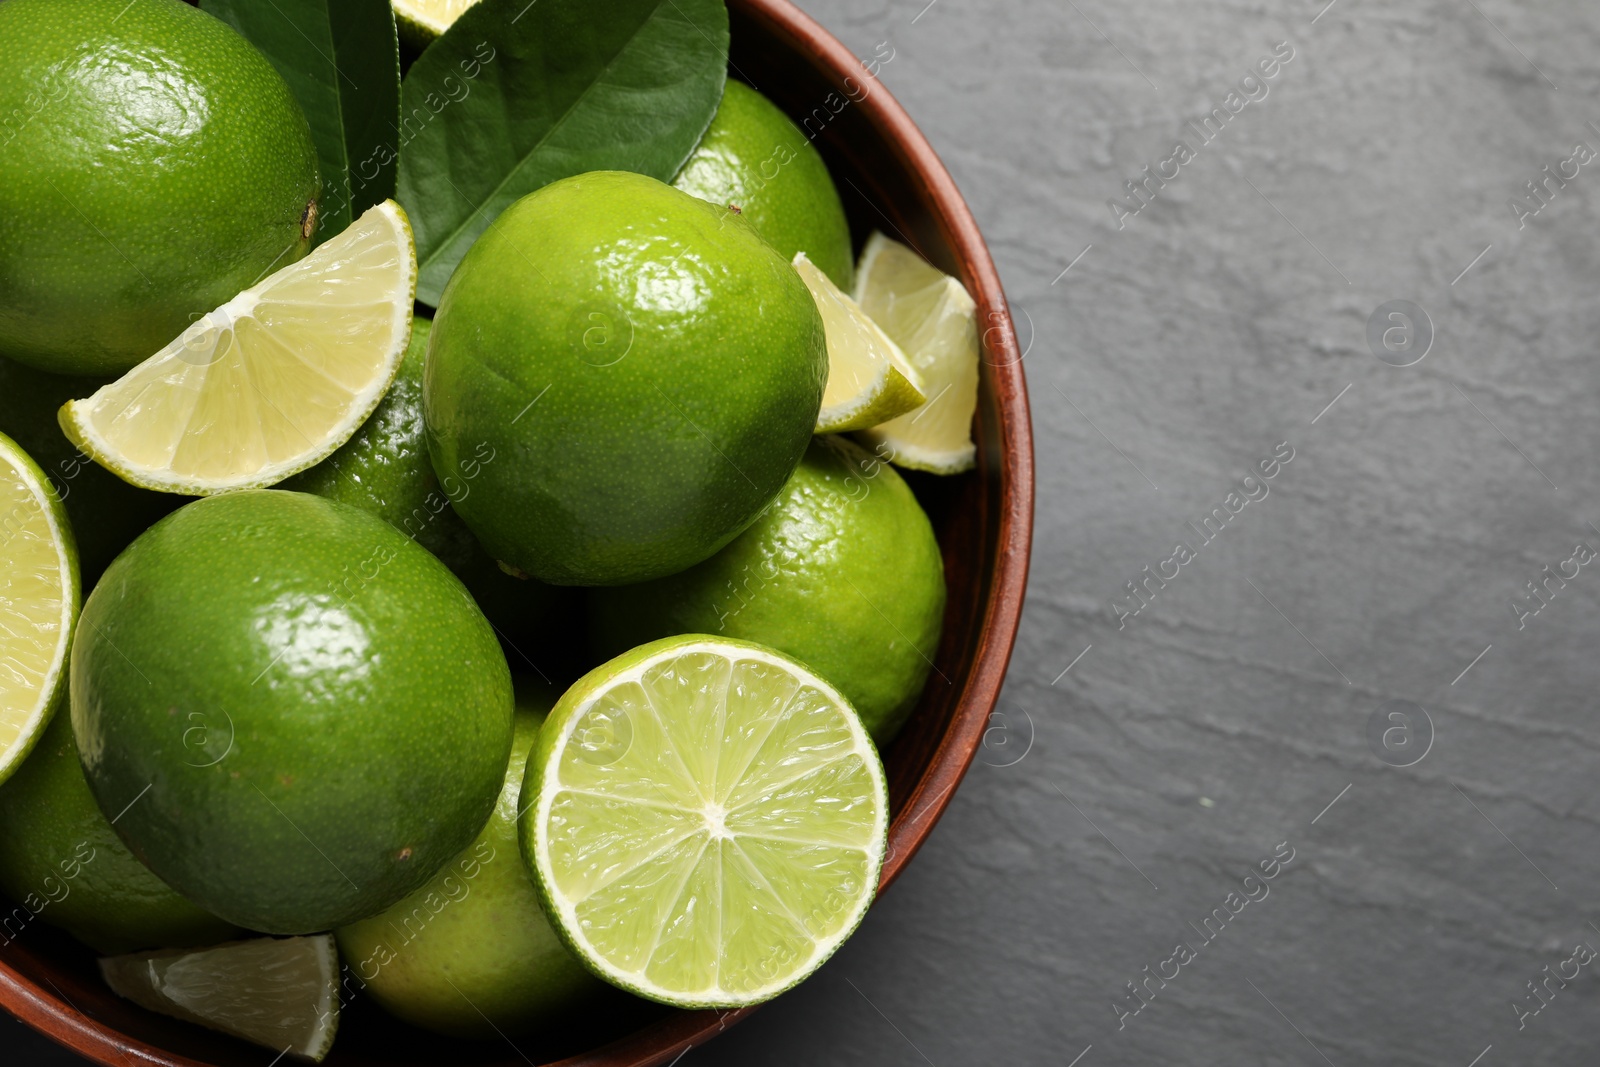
396,0 -> 728,305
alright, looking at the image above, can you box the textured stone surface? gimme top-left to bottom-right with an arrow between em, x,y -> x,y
15,0 -> 1600,1063
695,1 -> 1600,1064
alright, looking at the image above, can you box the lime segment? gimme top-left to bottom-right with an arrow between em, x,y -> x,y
794,253 -> 926,433
100,935 -> 340,1062
60,201 -> 416,495
853,233 -> 980,474
0,432 -> 76,785
392,0 -> 481,45
523,636 -> 887,1008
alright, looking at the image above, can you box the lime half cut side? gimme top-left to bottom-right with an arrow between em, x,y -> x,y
0,432 -> 77,786
100,934 -> 340,1063
794,253 -> 926,434
523,635 -> 888,1009
60,201 -> 416,495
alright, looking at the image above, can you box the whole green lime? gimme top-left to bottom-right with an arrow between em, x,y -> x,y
0,356 -> 179,584
71,491 -> 513,934
591,435 -> 945,742
425,171 -> 826,587
335,682 -> 616,1039
674,80 -> 855,291
0,704 -> 239,954
285,317 -> 575,676
0,0 -> 320,376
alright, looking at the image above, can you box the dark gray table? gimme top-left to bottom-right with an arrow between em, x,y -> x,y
16,0 -> 1600,1064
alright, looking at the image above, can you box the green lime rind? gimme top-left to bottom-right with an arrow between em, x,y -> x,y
334,683 -> 614,1039
282,317 -> 476,565
0,430 -> 78,787
519,634 -> 888,1010
591,436 -> 945,744
282,315 -> 575,672
673,81 -> 855,292
426,171 -> 826,587
71,490 -> 513,934
0,707 -> 240,954
0,0 -> 320,376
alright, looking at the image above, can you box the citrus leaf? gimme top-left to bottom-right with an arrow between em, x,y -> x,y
397,0 -> 729,305
201,0 -> 401,245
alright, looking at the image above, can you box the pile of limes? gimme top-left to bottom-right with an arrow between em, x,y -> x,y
0,0 -> 981,1060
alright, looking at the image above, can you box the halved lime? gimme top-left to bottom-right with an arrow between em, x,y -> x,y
100,934 -> 340,1062
853,233 -> 979,474
0,432 -> 77,786
521,635 -> 888,1009
794,253 -> 926,433
60,201 -> 416,495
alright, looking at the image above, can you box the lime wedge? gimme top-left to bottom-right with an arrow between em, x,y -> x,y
60,201 -> 416,495
100,935 -> 340,1063
793,252 -> 925,433
522,635 -> 888,1009
0,432 -> 77,786
852,233 -> 979,474
392,0 -> 481,46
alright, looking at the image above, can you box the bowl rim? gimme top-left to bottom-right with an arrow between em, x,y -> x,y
0,1 -> 1034,1064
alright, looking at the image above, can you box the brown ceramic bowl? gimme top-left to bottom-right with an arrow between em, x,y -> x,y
0,1 -> 1033,1063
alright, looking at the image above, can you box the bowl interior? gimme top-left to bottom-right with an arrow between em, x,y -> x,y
0,3 -> 1031,1065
